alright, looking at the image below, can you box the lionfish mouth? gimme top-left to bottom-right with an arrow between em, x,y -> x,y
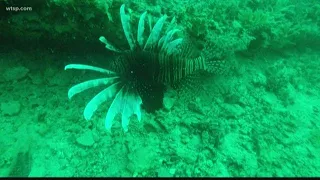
65,4 -> 211,132
113,50 -> 167,113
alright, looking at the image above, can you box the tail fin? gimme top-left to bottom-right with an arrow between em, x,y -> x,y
204,57 -> 228,75
201,41 -> 232,76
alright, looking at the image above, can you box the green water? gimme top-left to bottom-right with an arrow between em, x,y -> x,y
0,0 -> 319,177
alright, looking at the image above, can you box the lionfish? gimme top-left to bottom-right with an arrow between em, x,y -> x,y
65,4 -> 224,132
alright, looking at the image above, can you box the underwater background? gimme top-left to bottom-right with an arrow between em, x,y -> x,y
0,0 -> 319,177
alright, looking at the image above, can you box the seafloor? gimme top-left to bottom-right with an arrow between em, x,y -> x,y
0,48 -> 319,177
0,0 -> 320,177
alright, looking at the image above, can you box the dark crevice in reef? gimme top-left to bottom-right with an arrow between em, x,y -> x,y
6,136 -> 34,177
8,150 -> 33,177
0,35 -> 107,55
